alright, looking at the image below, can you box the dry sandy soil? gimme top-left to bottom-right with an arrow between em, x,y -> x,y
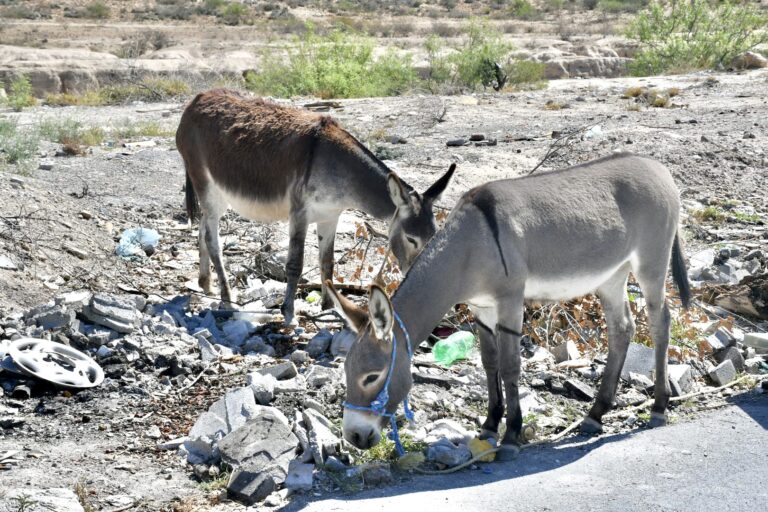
0,66 -> 766,510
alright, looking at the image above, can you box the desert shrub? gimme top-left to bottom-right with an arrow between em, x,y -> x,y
424,34 -> 452,92
508,0 -> 538,20
219,2 -> 250,25
452,19 -> 512,89
84,1 -> 110,19
39,119 -> 104,147
505,59 -> 546,86
583,0 -> 599,9
627,0 -> 768,76
598,0 -> 647,13
0,119 -> 38,169
245,25 -> 416,98
44,90 -> 108,106
6,75 -> 36,111
101,77 -> 191,104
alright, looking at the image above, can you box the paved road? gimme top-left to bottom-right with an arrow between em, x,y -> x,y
286,395 -> 767,512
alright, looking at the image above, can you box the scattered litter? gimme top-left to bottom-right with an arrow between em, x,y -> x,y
116,227 -> 161,259
6,338 -> 104,389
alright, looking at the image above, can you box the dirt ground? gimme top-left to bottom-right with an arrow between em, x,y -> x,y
1,66 -> 767,511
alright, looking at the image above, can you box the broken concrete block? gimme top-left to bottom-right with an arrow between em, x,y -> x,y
305,364 -> 337,388
227,464 -> 285,505
629,371 -> 654,392
330,329 -> 357,357
743,332 -> 768,352
185,411 -> 228,464
668,364 -> 693,396
528,345 -> 556,364
704,327 -> 736,353
426,438 -> 472,467
222,319 -> 253,347
290,349 -> 310,365
247,372 -> 276,405
223,387 -> 260,432
303,409 -> 340,465
284,460 -> 314,491
550,340 -> 580,363
708,360 -> 737,386
564,378 -> 596,401
218,408 -> 298,472
620,343 -> 655,381
714,346 -> 745,372
197,336 -> 219,363
361,463 -> 393,487
293,414 -> 313,463
274,375 -> 306,394
82,294 -> 141,334
26,303 -> 75,331
257,361 -> 298,380
306,329 -> 333,358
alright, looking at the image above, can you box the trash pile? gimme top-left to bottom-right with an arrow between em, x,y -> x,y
1,279 -> 767,506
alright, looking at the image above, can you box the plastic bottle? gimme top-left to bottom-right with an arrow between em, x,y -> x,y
432,331 -> 475,366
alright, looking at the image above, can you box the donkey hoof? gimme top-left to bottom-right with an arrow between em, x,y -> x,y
496,444 -> 521,462
478,429 -> 499,442
579,417 -> 604,435
649,412 -> 667,429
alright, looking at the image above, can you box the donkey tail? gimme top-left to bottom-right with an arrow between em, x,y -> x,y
671,231 -> 692,309
185,169 -> 200,224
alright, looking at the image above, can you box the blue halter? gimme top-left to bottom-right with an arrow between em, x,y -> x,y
343,312 -> 414,456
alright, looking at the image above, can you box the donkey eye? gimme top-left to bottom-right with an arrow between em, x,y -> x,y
405,236 -> 419,248
362,373 -> 380,387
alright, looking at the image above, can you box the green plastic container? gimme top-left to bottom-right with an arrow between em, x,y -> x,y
432,331 -> 475,366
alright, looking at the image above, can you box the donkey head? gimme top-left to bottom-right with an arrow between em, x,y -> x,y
326,281 -> 413,450
386,164 -> 455,272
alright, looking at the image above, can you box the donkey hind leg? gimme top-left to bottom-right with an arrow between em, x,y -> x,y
473,307 -> 504,443
316,214 -> 340,311
200,194 -> 234,308
197,219 -> 213,295
635,267 -> 672,428
582,267 -> 635,434
495,295 -> 525,461
281,208 -> 309,326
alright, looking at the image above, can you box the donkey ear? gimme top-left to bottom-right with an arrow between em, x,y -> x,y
387,172 -> 420,217
325,280 -> 367,333
423,163 -> 456,204
368,284 -> 394,342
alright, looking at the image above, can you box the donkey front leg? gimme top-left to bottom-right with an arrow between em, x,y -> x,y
474,307 -> 504,442
495,296 -> 525,461
282,208 -> 308,326
582,270 -> 634,434
316,214 -> 340,311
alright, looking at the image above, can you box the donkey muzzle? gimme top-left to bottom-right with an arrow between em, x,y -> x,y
342,409 -> 383,449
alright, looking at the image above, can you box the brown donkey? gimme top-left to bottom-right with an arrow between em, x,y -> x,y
177,89 -> 454,324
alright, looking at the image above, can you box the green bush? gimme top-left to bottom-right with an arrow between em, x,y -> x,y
245,25 -> 416,99
451,19 -> 513,89
7,75 -> 36,111
509,0 -> 538,19
506,59 -> 546,87
219,2 -> 250,25
0,119 -> 38,169
424,34 -> 452,92
627,0 -> 768,76
39,119 -> 104,147
84,1 -> 110,19
598,0 -> 647,13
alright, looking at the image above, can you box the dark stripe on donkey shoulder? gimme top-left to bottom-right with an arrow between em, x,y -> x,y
469,188 -> 509,275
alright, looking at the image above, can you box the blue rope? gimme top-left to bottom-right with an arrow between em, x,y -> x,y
343,312 -> 413,456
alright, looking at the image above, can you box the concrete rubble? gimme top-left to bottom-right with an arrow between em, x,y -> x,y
1,279 -> 766,506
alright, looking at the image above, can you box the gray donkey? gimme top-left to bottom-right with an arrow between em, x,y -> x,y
329,153 -> 691,459
177,89 -> 455,324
